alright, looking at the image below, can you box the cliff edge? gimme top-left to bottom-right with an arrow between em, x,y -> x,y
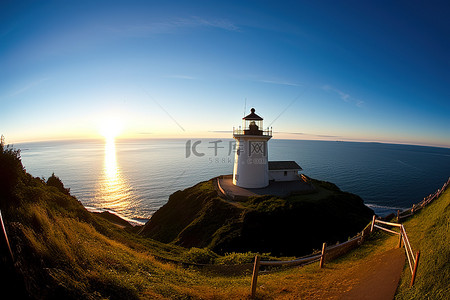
141,178 -> 374,256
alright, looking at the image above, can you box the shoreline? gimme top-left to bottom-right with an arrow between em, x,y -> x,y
85,206 -> 147,227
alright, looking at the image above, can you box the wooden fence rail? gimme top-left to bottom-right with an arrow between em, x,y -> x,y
259,253 -> 322,267
398,177 -> 449,222
250,232 -> 368,298
375,219 -> 402,228
249,195 -> 440,299
373,224 -> 399,235
250,177 -> 450,297
250,250 -> 323,298
372,219 -> 420,287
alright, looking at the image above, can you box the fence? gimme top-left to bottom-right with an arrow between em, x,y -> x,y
2,175 -> 448,298
398,177 -> 450,222
0,209 -> 14,263
371,217 -> 420,287
250,222 -> 372,298
250,177 -> 450,298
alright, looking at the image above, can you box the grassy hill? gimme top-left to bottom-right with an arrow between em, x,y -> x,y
394,186 -> 449,299
1,141 -> 447,299
141,178 -> 373,256
0,141 -> 282,298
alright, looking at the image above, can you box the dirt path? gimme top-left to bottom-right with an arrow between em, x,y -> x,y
337,248 -> 405,300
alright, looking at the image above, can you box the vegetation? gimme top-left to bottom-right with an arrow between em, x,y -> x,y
46,172 -> 70,195
0,141 -> 281,298
0,135 -> 24,207
1,138 -> 447,299
182,247 -> 218,264
395,187 -> 449,299
142,178 -> 373,256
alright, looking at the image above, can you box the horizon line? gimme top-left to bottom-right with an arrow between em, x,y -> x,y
8,136 -> 450,150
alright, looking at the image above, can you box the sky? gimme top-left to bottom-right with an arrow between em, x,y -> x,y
1,0 -> 449,147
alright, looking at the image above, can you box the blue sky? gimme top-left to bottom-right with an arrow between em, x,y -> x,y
1,0 -> 449,147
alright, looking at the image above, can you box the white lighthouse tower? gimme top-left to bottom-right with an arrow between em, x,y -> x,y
233,108 -> 272,188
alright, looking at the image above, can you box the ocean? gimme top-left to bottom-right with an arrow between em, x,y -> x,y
17,139 -> 450,224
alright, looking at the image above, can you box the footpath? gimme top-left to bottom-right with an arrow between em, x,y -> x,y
337,248 -> 405,300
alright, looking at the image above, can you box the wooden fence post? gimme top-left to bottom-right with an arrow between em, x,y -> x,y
397,230 -> 402,248
0,210 -> 14,262
251,255 -> 261,298
410,251 -> 420,287
319,242 -> 327,268
397,210 -> 400,222
370,215 -> 376,233
361,230 -> 365,243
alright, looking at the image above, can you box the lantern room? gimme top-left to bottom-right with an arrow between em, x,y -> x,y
233,108 -> 272,137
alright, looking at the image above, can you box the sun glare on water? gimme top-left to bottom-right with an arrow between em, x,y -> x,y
94,117 -> 135,216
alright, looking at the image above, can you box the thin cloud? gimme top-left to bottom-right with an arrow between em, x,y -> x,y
277,131 -> 341,138
10,78 -> 48,97
163,75 -> 197,80
193,16 -> 239,31
274,131 -> 305,135
322,85 -> 364,107
245,74 -> 303,87
257,79 -> 302,87
234,74 -> 303,87
109,16 -> 239,37
315,134 -> 341,138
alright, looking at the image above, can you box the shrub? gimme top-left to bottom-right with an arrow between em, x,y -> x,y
182,247 -> 218,264
0,135 -> 24,206
215,252 -> 275,265
47,173 -> 70,195
215,251 -> 257,265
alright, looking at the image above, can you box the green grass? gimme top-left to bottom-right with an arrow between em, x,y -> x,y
8,173 -> 447,299
286,179 -> 337,203
143,176 -> 373,257
394,188 -> 450,300
6,182 -> 251,299
243,229 -> 399,299
242,179 -> 338,209
6,188 -> 391,299
3,144 -> 448,299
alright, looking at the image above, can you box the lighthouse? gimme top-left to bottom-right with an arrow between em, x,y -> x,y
233,108 -> 272,188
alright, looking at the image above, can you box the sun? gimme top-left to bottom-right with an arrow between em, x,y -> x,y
99,118 -> 123,141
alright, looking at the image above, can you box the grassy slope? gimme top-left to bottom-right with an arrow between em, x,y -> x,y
5,183 -> 266,299
252,231 -> 398,299
142,178 -> 373,256
3,145 -> 446,299
395,187 -> 450,299
243,188 -> 449,299
3,174 -> 381,299
7,182 -> 395,300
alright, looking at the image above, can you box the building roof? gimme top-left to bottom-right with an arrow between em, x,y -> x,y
269,161 -> 302,171
243,108 -> 263,120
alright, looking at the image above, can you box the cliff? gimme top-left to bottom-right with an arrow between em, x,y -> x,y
141,178 -> 374,256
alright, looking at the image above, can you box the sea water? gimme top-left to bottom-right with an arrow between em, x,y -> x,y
18,139 -> 450,224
